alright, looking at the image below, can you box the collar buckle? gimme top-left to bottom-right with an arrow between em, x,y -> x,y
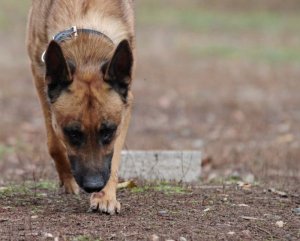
41,26 -> 78,63
53,26 -> 78,42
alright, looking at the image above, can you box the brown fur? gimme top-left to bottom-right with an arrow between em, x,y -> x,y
26,0 -> 135,214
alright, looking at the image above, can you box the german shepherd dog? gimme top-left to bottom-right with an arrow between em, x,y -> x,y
26,0 -> 135,214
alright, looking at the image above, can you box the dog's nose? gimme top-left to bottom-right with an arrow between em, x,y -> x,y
82,176 -> 105,193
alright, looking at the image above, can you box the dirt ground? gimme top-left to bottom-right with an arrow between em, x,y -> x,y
0,0 -> 300,240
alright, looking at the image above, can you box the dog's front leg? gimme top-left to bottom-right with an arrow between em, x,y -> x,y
90,101 -> 132,214
32,69 -> 79,194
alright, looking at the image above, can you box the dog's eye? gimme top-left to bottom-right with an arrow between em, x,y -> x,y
99,123 -> 117,145
63,127 -> 85,147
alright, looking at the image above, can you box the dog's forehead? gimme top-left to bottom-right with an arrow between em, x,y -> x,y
54,79 -> 123,129
74,65 -> 104,84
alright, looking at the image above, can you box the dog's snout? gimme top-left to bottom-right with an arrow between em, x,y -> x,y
68,153 -> 112,193
82,175 -> 105,193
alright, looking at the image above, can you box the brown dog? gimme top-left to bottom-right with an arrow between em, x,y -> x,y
26,0 -> 135,214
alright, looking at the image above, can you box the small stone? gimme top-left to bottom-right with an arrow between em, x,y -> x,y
241,230 -> 251,238
44,233 -> 54,240
151,234 -> 159,241
293,207 -> 300,215
228,231 -> 235,235
203,208 -> 211,212
158,210 -> 168,216
179,237 -> 187,241
275,221 -> 284,228
31,215 -> 38,219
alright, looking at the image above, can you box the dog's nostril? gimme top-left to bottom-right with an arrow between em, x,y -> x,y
82,180 -> 105,193
83,183 -> 104,193
74,170 -> 110,193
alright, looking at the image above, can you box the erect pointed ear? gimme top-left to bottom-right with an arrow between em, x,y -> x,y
103,40 -> 133,101
45,40 -> 74,103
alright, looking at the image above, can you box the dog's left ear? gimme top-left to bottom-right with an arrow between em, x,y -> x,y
103,40 -> 133,101
45,41 -> 73,103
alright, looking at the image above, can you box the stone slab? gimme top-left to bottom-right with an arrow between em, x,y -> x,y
119,151 -> 202,182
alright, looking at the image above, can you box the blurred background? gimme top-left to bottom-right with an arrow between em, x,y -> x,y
0,0 -> 299,185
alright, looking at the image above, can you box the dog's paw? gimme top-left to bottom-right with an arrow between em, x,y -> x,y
89,191 -> 121,215
63,177 -> 80,194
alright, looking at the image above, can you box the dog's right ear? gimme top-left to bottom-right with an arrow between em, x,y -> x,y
44,41 -> 73,103
102,40 -> 133,102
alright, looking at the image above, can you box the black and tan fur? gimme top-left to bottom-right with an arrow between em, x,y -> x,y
26,0 -> 135,214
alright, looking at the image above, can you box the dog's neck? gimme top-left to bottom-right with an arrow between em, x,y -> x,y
54,26 -> 113,45
42,26 -> 114,62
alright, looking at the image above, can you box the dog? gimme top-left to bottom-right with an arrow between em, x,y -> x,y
26,0 -> 135,214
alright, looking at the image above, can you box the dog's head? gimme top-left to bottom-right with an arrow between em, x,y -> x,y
44,39 -> 133,193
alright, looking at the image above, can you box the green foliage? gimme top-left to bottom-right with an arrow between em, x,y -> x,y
0,180 -> 57,197
33,180 -> 57,190
137,0 -> 300,64
185,44 -> 300,63
138,2 -> 300,33
0,184 -> 30,197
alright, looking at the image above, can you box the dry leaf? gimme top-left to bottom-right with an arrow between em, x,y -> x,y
201,156 -> 213,167
240,216 -> 264,221
268,188 -> 288,198
238,182 -> 252,190
238,204 -> 249,207
276,134 -> 294,144
117,180 -> 137,189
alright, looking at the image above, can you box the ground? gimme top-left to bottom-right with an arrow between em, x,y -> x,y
0,0 -> 299,240
0,181 -> 299,240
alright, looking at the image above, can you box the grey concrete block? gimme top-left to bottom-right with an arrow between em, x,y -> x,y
119,151 -> 201,182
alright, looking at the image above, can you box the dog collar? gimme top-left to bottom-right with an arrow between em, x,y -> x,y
41,26 -> 113,62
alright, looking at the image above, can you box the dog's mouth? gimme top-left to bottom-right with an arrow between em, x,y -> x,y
68,153 -> 112,193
